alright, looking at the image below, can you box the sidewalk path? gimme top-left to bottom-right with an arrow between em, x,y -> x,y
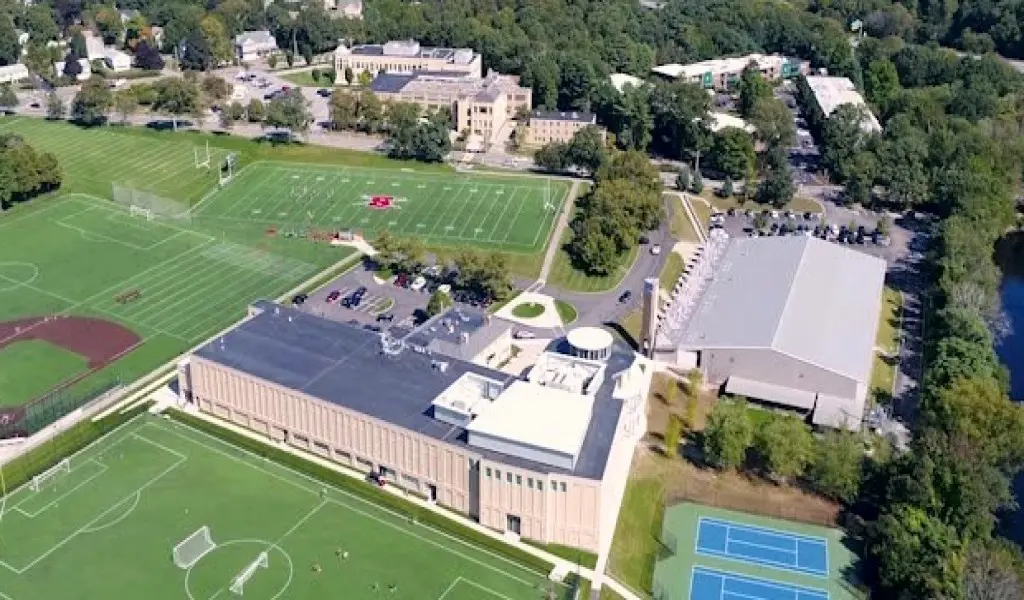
536,180 -> 581,287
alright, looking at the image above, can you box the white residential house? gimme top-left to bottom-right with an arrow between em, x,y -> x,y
103,48 -> 133,72
235,30 -> 278,63
0,64 -> 30,85
55,58 -> 92,81
325,0 -> 363,18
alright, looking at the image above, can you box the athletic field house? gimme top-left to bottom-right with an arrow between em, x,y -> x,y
178,301 -> 650,552
648,233 -> 887,431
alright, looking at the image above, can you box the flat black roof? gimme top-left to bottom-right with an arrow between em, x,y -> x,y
369,73 -> 415,94
531,109 -> 596,123
193,301 -> 627,479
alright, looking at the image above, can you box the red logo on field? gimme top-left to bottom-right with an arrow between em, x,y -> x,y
368,195 -> 393,210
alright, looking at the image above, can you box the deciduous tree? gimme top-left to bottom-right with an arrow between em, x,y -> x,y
754,413 -> 815,482
265,89 -> 312,142
70,76 -> 112,126
702,398 -> 752,470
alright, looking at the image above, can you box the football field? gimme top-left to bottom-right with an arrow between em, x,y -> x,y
0,414 -> 568,600
195,162 -> 568,252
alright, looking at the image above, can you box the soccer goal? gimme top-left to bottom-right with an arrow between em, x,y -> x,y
30,459 -> 69,491
130,205 -> 154,221
229,551 -> 268,595
173,525 -> 216,569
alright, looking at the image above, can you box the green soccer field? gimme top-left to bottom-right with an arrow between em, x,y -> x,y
0,194 -> 343,410
194,162 -> 569,252
0,414 -> 568,600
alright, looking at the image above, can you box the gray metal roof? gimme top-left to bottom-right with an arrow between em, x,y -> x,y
193,301 -> 626,480
369,73 -> 416,93
679,236 -> 886,384
405,308 -> 511,363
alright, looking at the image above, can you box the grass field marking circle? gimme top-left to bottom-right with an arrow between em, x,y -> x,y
0,262 -> 40,292
184,539 -> 293,600
80,491 -> 141,534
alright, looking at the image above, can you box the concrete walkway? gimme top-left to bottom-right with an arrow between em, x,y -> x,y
175,403 -> 641,599
670,191 -> 708,244
536,180 -> 581,286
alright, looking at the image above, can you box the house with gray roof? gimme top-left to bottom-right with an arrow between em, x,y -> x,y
665,235 -> 886,430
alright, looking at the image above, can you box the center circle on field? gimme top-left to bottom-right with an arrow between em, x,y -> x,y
185,539 -> 293,600
0,262 -> 40,292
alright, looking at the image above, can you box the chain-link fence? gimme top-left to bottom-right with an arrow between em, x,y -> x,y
112,183 -> 192,223
0,376 -> 123,439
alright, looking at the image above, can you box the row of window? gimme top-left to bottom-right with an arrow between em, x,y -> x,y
484,467 -> 568,492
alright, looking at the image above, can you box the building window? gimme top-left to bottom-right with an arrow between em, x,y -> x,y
485,467 -> 492,478
527,478 -> 534,489
537,481 -> 543,491
560,482 -> 567,492
516,475 -> 522,485
495,470 -> 501,480
506,472 -> 513,483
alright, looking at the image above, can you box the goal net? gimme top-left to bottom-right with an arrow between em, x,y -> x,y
112,183 -> 192,223
173,526 -> 216,569
30,459 -> 69,491
130,205 -> 154,221
229,551 -> 268,595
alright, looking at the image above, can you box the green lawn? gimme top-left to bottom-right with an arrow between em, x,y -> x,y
607,476 -> 665,596
668,195 -> 703,244
195,162 -> 568,252
660,252 -> 685,292
617,309 -> 643,350
707,193 -> 824,215
876,287 -> 902,355
548,241 -> 639,293
653,502 -> 864,600
511,302 -> 545,318
0,340 -> 87,407
870,353 -> 896,402
0,414 -> 570,600
555,300 -> 578,324
280,69 -> 331,88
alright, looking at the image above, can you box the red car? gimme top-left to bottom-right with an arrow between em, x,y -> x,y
326,290 -> 341,303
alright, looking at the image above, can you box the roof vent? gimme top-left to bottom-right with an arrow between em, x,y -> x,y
432,360 -> 450,373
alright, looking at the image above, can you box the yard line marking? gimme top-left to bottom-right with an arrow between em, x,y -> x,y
273,499 -> 328,545
13,460 -> 109,519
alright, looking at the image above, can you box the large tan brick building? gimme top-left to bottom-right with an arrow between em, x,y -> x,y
335,40 -> 483,80
177,301 -> 648,553
652,53 -> 808,91
370,71 -> 531,147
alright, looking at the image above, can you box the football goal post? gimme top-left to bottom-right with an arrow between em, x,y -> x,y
30,459 -> 69,491
194,142 -> 211,170
229,551 -> 269,595
219,152 -> 239,187
173,525 -> 216,569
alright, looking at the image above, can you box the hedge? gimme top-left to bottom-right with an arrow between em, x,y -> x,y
1,402 -> 152,493
525,540 -> 599,570
166,410 -> 561,579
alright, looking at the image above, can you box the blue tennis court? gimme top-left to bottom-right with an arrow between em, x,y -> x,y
690,567 -> 829,600
696,517 -> 829,576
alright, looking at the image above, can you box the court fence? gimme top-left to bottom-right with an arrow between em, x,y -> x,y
112,183 -> 192,223
0,376 -> 123,440
664,477 -> 840,528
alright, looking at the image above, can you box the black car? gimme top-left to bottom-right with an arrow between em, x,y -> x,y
316,88 -> 332,97
638,235 -> 650,245
619,290 -> 633,303
376,313 -> 395,322
292,293 -> 308,305
355,286 -> 368,297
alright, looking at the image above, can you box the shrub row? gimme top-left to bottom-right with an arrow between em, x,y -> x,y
1,402 -> 152,493
165,410 -> 560,578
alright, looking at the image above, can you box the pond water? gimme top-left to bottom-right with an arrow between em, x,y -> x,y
995,232 -> 1024,400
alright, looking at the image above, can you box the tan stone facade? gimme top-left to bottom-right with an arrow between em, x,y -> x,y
526,110 -> 600,145
180,355 -> 622,551
335,41 -> 483,80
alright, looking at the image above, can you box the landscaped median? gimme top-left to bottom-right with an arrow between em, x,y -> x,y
512,302 -> 546,318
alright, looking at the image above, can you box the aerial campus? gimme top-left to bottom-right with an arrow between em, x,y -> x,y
1,1 -> 1024,599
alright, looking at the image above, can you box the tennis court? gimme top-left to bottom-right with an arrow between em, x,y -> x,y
689,567 -> 829,600
696,517 -> 829,577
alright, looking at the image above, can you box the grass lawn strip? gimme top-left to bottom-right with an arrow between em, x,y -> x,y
0,340 -> 88,408
659,252 -> 685,292
554,300 -> 578,324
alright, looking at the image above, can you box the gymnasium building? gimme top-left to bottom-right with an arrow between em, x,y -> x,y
177,301 -> 649,553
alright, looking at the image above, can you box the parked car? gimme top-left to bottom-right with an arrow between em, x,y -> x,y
326,290 -> 340,303
292,293 -> 308,305
354,286 -> 368,298
395,273 -> 409,287
410,276 -> 427,292
638,235 -> 650,245
316,88 -> 332,97
619,290 -> 633,303
514,330 -> 536,340
376,313 -> 395,322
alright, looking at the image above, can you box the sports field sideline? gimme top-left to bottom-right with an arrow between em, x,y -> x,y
0,413 -> 569,600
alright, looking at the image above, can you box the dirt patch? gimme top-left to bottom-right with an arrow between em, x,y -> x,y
0,315 -> 140,429
0,315 -> 141,369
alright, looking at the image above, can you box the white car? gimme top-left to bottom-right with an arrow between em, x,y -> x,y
650,244 -> 662,255
410,276 -> 427,292
514,330 -> 536,340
